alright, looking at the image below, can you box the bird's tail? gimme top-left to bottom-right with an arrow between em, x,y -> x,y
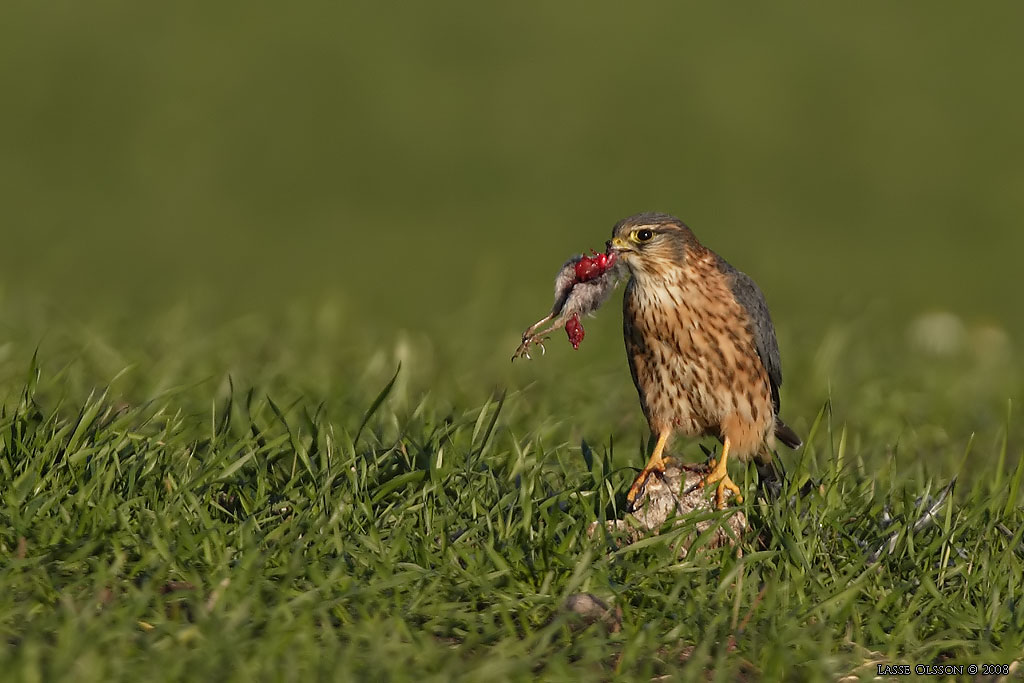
756,419 -> 801,500
774,418 -> 802,450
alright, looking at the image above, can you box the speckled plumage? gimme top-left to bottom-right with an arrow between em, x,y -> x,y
609,212 -> 800,507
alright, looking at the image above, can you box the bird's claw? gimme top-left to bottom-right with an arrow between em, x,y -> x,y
700,466 -> 743,508
511,334 -> 548,362
625,464 -> 668,512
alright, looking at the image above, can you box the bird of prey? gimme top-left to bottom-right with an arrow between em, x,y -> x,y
608,212 -> 801,509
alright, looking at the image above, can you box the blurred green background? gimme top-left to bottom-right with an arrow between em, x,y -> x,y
5,6 -> 1024,676
0,2 -> 1021,448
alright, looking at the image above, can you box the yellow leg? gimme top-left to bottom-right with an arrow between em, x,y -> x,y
626,430 -> 671,506
701,438 -> 744,508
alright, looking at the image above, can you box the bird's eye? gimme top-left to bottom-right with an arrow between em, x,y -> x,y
634,229 -> 654,242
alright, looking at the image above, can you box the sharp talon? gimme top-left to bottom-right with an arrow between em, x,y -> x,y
702,471 -> 743,508
625,483 -> 645,512
626,471 -> 649,508
714,477 -> 744,508
626,463 -> 668,512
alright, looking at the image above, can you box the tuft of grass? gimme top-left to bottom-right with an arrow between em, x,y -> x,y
1,325 -> 1022,681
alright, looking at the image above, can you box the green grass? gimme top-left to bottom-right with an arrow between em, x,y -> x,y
1,302 -> 1022,682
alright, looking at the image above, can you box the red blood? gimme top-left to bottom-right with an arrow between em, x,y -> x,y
573,249 -> 618,283
565,313 -> 585,349
574,258 -> 601,282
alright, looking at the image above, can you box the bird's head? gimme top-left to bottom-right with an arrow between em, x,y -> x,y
606,212 -> 699,278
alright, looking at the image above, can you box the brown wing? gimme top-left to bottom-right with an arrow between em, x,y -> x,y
715,255 -> 802,449
714,256 -> 782,412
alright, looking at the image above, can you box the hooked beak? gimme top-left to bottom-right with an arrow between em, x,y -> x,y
607,237 -> 632,254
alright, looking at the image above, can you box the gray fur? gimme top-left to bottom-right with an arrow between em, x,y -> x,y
550,255 -> 624,319
512,254 -> 624,360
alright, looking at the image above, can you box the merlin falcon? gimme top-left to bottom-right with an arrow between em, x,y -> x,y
608,212 -> 802,509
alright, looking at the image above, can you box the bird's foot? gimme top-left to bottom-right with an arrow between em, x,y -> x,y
512,314 -> 564,361
700,461 -> 743,508
625,458 -> 672,511
511,334 -> 547,361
